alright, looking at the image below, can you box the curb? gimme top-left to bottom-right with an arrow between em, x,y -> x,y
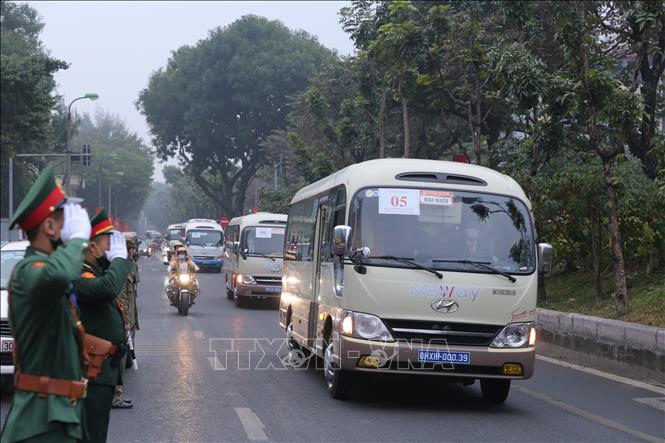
536,308 -> 665,383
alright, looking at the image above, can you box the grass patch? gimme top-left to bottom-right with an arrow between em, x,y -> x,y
540,271 -> 665,327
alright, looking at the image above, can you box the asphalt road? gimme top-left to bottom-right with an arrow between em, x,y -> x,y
2,255 -> 664,442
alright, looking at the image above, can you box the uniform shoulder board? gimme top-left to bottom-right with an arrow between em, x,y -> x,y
31,261 -> 46,269
81,271 -> 96,279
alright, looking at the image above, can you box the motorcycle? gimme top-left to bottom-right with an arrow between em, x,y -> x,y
169,262 -> 199,316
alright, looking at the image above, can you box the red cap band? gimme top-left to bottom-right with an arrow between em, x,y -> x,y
20,187 -> 66,231
91,217 -> 114,238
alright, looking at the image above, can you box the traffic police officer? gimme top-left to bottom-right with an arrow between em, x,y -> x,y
1,166 -> 92,442
75,209 -> 133,443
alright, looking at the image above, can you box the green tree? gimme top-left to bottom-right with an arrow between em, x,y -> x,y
137,15 -> 331,217
71,111 -> 154,226
1,0 -> 68,217
595,1 -> 665,179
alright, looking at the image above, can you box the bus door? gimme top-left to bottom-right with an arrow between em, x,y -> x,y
307,195 -> 329,348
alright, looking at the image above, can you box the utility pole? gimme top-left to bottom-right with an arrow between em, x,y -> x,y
8,156 -> 13,223
98,163 -> 102,209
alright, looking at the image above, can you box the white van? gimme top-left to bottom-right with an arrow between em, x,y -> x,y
223,213 -> 287,307
279,158 -> 552,402
181,219 -> 225,272
1,240 -> 29,380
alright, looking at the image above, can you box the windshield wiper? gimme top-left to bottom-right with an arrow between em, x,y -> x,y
369,255 -> 443,279
432,259 -> 516,283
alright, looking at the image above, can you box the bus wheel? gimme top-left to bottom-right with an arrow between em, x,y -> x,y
323,339 -> 352,399
235,287 -> 245,308
225,276 -> 234,300
480,379 -> 511,404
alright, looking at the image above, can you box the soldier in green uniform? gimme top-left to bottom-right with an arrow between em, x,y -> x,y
1,165 -> 92,442
112,236 -> 139,409
75,209 -> 133,443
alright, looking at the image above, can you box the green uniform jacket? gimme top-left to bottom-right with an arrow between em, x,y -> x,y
76,257 -> 133,386
1,239 -> 88,442
117,262 -> 139,331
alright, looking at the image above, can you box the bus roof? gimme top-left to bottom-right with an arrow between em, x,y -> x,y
228,212 -> 287,229
290,158 -> 530,207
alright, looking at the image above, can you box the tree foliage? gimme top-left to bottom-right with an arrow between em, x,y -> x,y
71,112 -> 154,226
137,15 -> 331,216
264,0 -> 664,317
0,0 -> 69,217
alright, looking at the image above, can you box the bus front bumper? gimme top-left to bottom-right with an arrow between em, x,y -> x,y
338,335 -> 535,380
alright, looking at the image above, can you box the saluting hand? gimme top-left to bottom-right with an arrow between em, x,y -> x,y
106,231 -> 128,261
60,204 -> 92,243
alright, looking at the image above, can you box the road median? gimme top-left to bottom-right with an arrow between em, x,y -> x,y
536,308 -> 665,385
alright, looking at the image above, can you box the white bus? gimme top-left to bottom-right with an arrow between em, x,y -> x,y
279,158 -> 552,402
222,213 -> 287,307
181,219 -> 225,272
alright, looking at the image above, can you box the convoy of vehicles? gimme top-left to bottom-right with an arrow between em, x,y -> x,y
0,158 -> 551,405
277,158 -> 552,402
1,240 -> 29,381
222,213 -> 287,307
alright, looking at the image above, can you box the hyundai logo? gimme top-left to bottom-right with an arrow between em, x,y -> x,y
431,298 -> 459,314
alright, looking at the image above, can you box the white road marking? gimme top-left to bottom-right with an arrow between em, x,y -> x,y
234,407 -> 268,441
194,330 -> 204,339
633,397 -> 665,412
207,356 -> 224,370
536,355 -> 665,395
515,386 -> 664,443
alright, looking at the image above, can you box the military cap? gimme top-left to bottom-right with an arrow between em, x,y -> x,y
90,208 -> 114,238
9,165 -> 82,230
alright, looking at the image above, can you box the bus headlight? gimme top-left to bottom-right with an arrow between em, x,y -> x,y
238,274 -> 256,285
178,274 -> 191,284
490,322 -> 533,348
340,311 -> 394,341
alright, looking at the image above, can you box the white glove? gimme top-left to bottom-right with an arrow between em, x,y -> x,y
106,231 -> 128,261
60,204 -> 92,243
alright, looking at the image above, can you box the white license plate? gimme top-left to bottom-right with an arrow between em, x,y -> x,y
1,337 -> 14,353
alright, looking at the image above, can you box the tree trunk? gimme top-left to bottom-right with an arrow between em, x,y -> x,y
601,159 -> 629,316
399,78 -> 410,158
590,207 -> 603,301
379,87 -> 387,159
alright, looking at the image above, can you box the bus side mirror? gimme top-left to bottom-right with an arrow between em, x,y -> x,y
538,243 -> 553,274
241,248 -> 248,260
332,225 -> 352,256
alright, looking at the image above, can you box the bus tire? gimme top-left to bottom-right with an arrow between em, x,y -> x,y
324,339 -> 352,399
480,379 -> 510,404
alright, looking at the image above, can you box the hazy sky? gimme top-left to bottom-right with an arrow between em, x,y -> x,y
27,1 -> 354,181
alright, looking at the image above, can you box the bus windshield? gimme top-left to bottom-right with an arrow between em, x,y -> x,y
349,187 -> 535,274
242,226 -> 285,255
186,229 -> 222,246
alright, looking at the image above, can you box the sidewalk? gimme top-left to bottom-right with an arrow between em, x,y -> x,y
536,308 -> 665,385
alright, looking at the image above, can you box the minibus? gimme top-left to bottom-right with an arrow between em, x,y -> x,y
223,213 -> 287,307
181,219 -> 225,272
279,158 -> 552,402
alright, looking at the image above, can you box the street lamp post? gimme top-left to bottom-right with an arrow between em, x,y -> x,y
66,92 -> 99,195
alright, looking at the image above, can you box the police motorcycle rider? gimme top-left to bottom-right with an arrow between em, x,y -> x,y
167,244 -> 200,304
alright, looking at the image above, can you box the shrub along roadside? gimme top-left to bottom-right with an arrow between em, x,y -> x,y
541,271 -> 665,328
